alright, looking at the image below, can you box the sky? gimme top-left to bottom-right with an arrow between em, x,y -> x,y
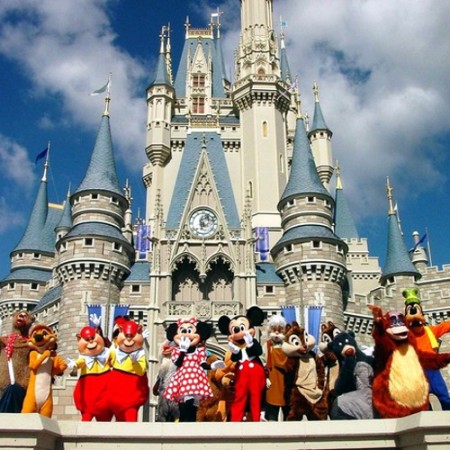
0,0 -> 449,279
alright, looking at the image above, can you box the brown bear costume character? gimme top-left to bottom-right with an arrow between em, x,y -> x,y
282,322 -> 328,421
370,305 -> 450,418
0,310 -> 35,412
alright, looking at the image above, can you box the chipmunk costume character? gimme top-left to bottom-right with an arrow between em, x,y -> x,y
69,326 -> 113,421
21,324 -> 67,418
282,322 -> 328,421
163,317 -> 224,422
403,288 -> 450,410
370,305 -> 450,418
218,306 -> 266,422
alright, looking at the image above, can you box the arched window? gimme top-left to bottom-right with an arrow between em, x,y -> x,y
262,121 -> 268,137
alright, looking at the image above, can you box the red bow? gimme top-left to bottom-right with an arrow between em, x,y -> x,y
177,317 -> 198,327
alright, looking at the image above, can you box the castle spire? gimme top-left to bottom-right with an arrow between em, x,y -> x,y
334,163 -> 359,239
75,103 -> 122,197
381,178 -> 420,284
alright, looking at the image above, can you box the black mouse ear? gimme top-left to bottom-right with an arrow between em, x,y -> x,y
196,321 -> 212,340
218,316 -> 231,335
166,323 -> 179,341
247,306 -> 265,327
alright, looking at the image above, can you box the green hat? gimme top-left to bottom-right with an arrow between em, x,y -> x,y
402,288 -> 421,305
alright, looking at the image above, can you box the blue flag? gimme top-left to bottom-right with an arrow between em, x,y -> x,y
34,147 -> 48,166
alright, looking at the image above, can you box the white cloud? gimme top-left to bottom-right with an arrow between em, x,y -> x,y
0,135 -> 35,190
265,0 -> 450,219
0,0 -> 147,174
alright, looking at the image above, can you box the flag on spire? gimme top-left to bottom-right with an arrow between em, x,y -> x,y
34,147 -> 48,166
90,78 -> 110,96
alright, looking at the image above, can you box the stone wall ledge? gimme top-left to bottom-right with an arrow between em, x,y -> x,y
1,411 -> 449,449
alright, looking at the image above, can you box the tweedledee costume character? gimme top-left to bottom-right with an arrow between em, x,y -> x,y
403,288 -> 450,410
370,305 -> 450,418
108,318 -> 149,422
326,331 -> 374,420
282,322 -> 328,421
21,324 -> 67,418
218,306 -> 266,422
263,314 -> 288,421
163,317 -> 224,422
69,326 -> 113,421
0,310 -> 35,413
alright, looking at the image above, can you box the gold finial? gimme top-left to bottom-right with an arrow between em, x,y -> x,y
335,161 -> 342,190
185,16 -> 190,39
159,26 -> 166,54
102,73 -> 112,117
304,112 -> 309,130
386,176 -> 395,215
313,81 -> 319,103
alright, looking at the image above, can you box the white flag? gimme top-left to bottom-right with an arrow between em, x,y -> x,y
90,79 -> 110,96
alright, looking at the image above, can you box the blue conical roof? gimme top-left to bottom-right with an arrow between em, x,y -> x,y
13,179 -> 48,253
280,37 -> 292,83
334,184 -> 359,239
149,48 -> 171,86
279,118 -> 332,208
311,99 -> 330,132
381,213 -> 420,280
75,115 -> 123,197
56,193 -> 72,230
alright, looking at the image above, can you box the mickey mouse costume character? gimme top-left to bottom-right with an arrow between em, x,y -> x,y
218,306 -> 266,422
163,317 -> 225,422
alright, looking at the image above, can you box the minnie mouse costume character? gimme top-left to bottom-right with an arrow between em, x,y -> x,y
218,306 -> 266,422
163,317 -> 224,422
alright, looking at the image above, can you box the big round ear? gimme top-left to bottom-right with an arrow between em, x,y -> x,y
166,323 -> 179,341
218,316 -> 231,336
197,322 -> 212,341
247,306 -> 265,327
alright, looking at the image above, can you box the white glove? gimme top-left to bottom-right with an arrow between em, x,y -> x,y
142,329 -> 150,340
211,360 -> 226,370
89,313 -> 101,328
228,341 -> 240,354
266,378 -> 272,389
178,336 -> 191,352
67,358 -> 77,371
244,332 -> 254,347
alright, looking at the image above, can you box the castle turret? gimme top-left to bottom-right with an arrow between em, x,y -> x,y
410,230 -> 429,272
380,178 -> 421,309
271,106 -> 348,329
0,151 -> 61,324
233,0 -> 290,233
55,94 -> 135,356
308,82 -> 334,189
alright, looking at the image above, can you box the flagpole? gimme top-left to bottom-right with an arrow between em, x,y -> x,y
103,73 -> 112,117
426,227 -> 433,266
42,141 -> 50,182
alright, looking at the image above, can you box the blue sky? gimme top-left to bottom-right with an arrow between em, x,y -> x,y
0,0 -> 449,279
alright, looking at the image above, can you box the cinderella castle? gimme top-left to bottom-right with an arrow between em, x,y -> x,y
1,0 -> 449,421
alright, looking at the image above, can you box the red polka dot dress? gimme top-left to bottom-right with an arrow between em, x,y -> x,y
163,346 -> 213,404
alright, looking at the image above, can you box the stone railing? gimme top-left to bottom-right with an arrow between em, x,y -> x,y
2,411 -> 450,449
165,300 -> 240,321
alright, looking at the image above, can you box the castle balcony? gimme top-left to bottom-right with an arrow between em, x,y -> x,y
164,300 -> 241,323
